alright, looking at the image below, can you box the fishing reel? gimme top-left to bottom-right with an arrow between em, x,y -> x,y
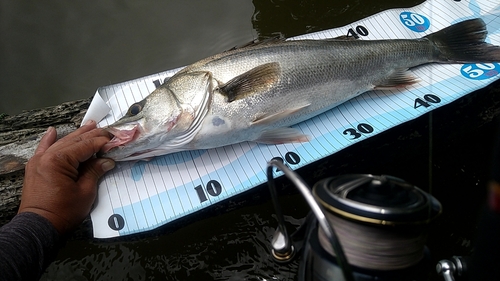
266,159 -> 442,281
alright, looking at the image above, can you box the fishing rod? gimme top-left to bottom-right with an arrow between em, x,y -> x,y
266,159 -> 355,281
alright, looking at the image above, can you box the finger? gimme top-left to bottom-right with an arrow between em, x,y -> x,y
61,135 -> 114,167
50,127 -> 112,152
57,120 -> 98,144
35,127 -> 57,155
77,158 -> 115,192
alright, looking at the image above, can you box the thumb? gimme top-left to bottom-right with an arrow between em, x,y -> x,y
78,158 -> 115,188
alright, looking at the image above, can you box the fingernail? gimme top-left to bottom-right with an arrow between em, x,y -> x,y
84,120 -> 95,126
101,159 -> 115,172
46,126 -> 55,134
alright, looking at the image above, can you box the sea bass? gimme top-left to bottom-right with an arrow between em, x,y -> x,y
101,18 -> 500,161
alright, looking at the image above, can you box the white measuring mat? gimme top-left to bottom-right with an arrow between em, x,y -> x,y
85,0 -> 500,238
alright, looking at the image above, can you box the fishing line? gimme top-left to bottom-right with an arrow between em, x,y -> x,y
311,174 -> 441,279
428,111 -> 433,196
317,211 -> 427,270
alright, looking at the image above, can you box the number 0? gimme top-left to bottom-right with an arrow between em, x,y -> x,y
108,214 -> 125,231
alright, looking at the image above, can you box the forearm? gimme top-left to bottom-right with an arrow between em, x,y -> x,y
0,212 -> 61,281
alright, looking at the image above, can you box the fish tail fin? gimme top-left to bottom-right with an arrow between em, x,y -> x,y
426,18 -> 500,63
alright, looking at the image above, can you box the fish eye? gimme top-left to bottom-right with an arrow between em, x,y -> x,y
128,103 -> 143,116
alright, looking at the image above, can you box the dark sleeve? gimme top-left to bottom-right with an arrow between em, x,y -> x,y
0,212 -> 61,281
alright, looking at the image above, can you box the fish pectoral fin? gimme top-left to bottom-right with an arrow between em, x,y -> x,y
374,68 -> 420,90
255,128 -> 310,144
251,104 -> 310,125
219,62 -> 281,102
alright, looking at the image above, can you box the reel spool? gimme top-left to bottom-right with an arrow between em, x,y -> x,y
307,174 -> 442,280
266,160 -> 442,281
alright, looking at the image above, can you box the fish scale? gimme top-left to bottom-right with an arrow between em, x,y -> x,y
101,18 -> 500,161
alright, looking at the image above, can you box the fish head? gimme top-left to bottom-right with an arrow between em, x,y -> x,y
101,71 -> 213,161
100,87 -> 185,160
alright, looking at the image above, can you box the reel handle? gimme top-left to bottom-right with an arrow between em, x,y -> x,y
436,256 -> 469,281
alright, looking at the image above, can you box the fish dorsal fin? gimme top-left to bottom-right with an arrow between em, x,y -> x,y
324,35 -> 359,41
251,103 -> 310,125
219,62 -> 281,102
374,68 -> 420,89
255,127 -> 310,144
225,36 -> 285,52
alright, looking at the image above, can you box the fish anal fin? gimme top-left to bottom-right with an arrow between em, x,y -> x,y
251,104 -> 310,125
219,62 -> 280,102
255,127 -> 310,144
374,68 -> 420,90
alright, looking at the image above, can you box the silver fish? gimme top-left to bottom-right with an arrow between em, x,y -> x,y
101,18 -> 500,161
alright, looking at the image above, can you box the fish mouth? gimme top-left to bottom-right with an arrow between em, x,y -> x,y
101,125 -> 139,153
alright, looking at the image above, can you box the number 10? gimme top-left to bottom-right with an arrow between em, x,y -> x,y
194,180 -> 223,203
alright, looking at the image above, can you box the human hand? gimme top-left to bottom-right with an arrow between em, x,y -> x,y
18,120 -> 115,235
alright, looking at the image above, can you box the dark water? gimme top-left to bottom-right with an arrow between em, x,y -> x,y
0,0 -> 422,116
3,0 -> 500,280
0,1 -> 255,115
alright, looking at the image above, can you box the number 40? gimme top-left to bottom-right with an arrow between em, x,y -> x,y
414,94 -> 441,109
